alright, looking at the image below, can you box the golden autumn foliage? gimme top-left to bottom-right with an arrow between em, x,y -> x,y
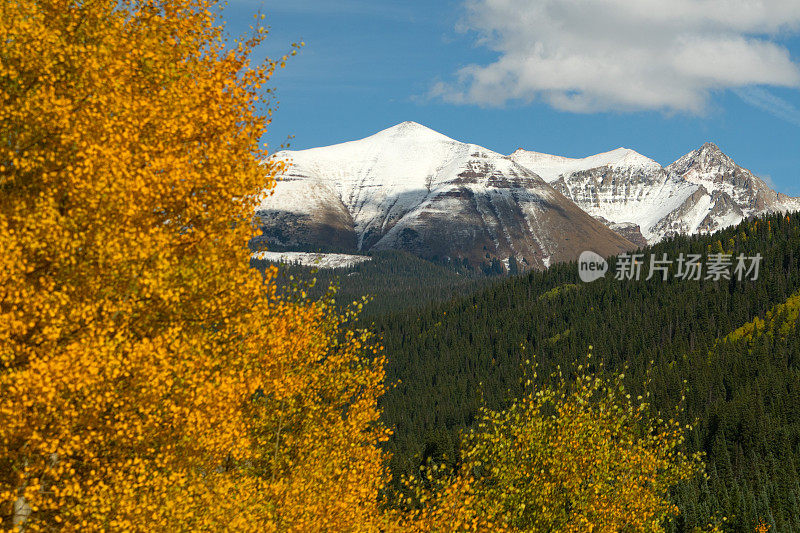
0,0 -> 723,531
0,0 -> 390,530
403,361 -> 705,532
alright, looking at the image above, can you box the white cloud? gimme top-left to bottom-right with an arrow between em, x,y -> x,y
434,0 -> 800,113
733,86 -> 800,126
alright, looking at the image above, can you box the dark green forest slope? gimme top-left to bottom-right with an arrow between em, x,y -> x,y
253,250 -> 490,319
255,215 -> 800,530
670,290 -> 800,531
371,213 -> 800,532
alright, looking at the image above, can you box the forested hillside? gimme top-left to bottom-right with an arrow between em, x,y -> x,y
671,290 -> 800,531
373,212 -> 800,531
253,250 -> 491,319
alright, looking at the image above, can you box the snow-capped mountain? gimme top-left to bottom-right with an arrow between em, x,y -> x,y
511,147 -> 695,244
254,122 -> 635,270
666,142 -> 800,217
511,143 -> 800,244
510,147 -> 662,183
254,122 -> 798,268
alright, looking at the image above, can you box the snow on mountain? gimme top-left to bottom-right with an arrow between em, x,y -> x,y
510,147 -> 661,184
252,251 -> 371,269
254,122 -> 635,270
511,142 -> 800,244
666,142 -> 800,217
254,123 -> 799,265
511,147 -> 697,243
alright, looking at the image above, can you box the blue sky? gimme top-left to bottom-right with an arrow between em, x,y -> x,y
225,0 -> 800,194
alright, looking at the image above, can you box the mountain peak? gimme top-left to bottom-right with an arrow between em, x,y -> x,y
394,120 -> 427,130
372,121 -> 457,143
510,146 -> 660,183
674,141 -> 736,172
608,147 -> 632,154
696,142 -> 726,157
383,121 -> 437,134
667,142 -> 752,193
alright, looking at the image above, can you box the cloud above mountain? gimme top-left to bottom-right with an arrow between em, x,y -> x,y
432,0 -> 800,113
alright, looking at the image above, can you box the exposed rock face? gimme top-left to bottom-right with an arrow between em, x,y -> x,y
254,124 -> 799,267
594,217 -> 648,248
255,122 -> 635,270
252,179 -> 357,253
666,142 -> 800,217
511,142 -> 800,244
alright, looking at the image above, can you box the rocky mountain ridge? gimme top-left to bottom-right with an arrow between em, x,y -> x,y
254,122 -> 634,270
511,142 -> 800,244
254,122 -> 799,270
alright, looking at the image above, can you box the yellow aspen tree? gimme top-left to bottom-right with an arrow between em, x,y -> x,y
405,362 -> 705,532
0,0 -> 391,530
